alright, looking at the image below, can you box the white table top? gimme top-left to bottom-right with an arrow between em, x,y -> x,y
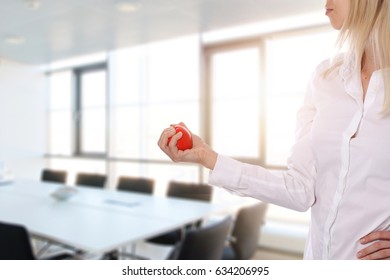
0,180 -> 233,254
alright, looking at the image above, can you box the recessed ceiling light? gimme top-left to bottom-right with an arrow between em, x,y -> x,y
115,1 -> 141,13
4,36 -> 26,45
24,0 -> 41,10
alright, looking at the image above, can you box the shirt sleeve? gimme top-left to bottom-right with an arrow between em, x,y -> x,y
208,71 -> 318,212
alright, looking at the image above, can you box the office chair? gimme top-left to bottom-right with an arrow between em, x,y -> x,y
222,202 -> 268,260
0,222 -> 74,260
167,181 -> 212,202
147,181 -> 213,245
41,169 -> 67,184
116,176 -> 154,194
75,172 -> 107,188
167,216 -> 233,260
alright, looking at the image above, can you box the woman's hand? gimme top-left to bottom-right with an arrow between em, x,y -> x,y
357,231 -> 390,260
157,122 -> 218,170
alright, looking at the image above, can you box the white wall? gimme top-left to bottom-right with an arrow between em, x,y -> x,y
0,58 -> 46,180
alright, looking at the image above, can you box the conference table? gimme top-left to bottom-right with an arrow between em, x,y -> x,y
0,180 -> 239,257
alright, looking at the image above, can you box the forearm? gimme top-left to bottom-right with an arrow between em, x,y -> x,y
209,154 -> 315,212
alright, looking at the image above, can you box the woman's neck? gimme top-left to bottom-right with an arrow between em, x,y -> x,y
361,49 -> 375,73
360,50 -> 376,99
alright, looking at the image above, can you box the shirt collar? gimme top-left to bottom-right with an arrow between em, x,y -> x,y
338,54 -> 362,99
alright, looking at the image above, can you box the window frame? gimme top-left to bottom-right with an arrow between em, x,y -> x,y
203,39 -> 270,167
73,63 -> 109,158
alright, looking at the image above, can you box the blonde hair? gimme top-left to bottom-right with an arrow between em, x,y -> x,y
327,0 -> 390,112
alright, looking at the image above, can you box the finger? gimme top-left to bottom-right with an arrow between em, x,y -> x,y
357,240 -> 390,259
158,127 -> 176,148
359,248 -> 390,260
168,131 -> 183,150
159,127 -> 175,144
360,231 -> 390,244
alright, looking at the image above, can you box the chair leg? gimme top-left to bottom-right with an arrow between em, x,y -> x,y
105,250 -> 119,260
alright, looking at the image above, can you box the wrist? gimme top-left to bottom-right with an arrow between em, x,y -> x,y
199,148 -> 218,170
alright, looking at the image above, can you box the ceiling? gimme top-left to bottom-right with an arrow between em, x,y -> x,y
0,0 -> 324,65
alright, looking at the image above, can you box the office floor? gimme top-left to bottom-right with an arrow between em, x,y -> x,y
252,247 -> 303,260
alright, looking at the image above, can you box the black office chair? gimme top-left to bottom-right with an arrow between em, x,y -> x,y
0,222 -> 74,260
147,181 -> 213,245
41,169 -> 67,184
167,216 -> 233,260
116,176 -> 154,194
75,173 -> 107,188
167,181 -> 212,202
222,202 -> 268,260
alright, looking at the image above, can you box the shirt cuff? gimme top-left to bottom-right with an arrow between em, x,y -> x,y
208,154 -> 242,190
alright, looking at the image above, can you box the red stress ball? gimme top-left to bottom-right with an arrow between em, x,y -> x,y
168,124 -> 193,151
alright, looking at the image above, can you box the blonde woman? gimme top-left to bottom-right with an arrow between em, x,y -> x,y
158,0 -> 390,259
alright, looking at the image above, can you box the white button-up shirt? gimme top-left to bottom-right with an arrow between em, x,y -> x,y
208,57 -> 390,259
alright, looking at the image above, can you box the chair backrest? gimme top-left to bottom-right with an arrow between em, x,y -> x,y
117,176 -> 154,194
0,222 -> 35,260
231,202 -> 268,260
75,173 -> 107,188
169,216 -> 232,260
167,181 -> 212,202
41,169 -> 67,184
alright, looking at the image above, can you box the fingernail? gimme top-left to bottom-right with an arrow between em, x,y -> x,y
357,251 -> 362,258
360,238 -> 365,244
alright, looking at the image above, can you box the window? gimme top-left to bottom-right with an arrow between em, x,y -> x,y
108,35 -> 200,160
75,64 -> 108,156
106,35 -> 201,193
48,71 -> 73,155
206,43 -> 262,159
48,63 -> 108,157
